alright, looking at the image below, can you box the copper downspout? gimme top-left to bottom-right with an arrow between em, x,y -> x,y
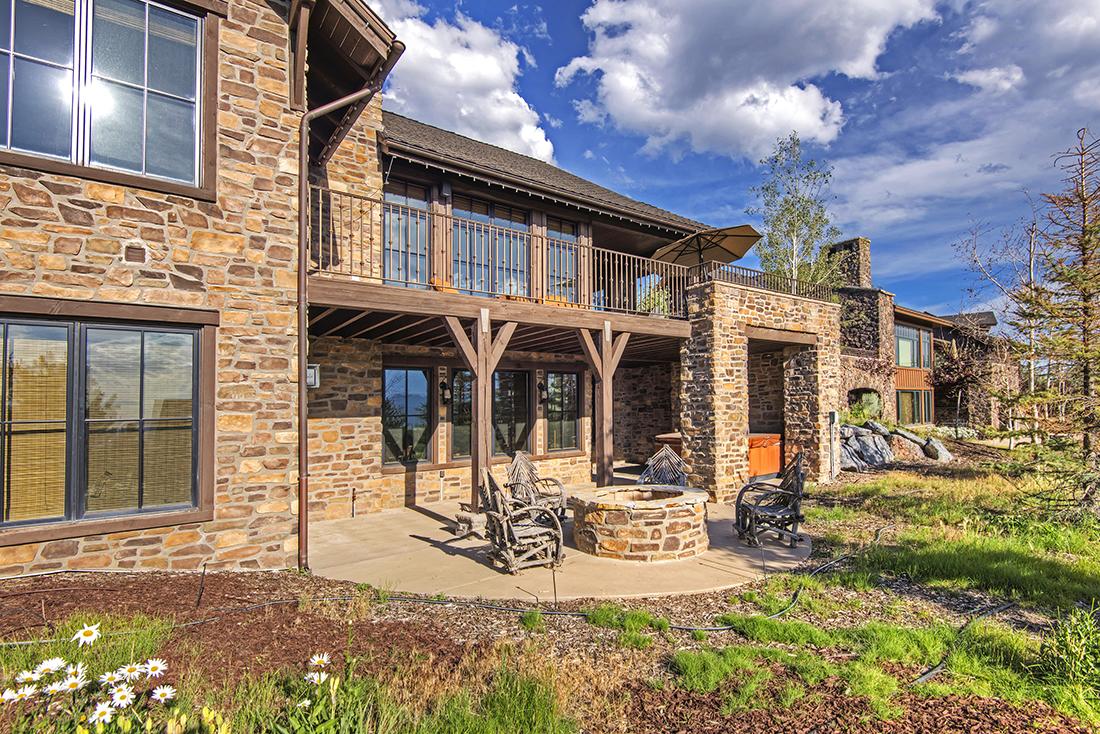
297,41 -> 405,570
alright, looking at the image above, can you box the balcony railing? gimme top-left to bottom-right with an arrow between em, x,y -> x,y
690,262 -> 838,303
308,186 -> 834,320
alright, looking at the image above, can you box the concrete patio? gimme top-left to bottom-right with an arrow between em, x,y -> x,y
308,498 -> 810,601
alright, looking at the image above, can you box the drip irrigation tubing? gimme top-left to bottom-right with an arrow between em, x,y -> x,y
0,523 -> 897,644
910,600 -> 1017,686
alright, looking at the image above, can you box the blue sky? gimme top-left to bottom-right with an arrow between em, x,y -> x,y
374,0 -> 1100,318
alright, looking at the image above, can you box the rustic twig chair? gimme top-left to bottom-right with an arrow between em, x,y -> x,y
506,452 -> 568,518
734,452 -> 806,548
637,444 -> 688,486
478,470 -> 565,574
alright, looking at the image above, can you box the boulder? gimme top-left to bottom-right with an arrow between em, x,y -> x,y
888,433 -> 927,462
839,441 -> 868,472
892,427 -> 926,445
923,437 -> 954,463
839,425 -> 855,439
865,420 -> 892,438
850,434 -> 895,467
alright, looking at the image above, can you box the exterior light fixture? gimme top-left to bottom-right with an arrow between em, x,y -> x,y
537,381 -> 549,403
440,379 -> 452,405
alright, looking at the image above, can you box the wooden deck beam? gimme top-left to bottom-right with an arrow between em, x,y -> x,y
578,321 -> 630,487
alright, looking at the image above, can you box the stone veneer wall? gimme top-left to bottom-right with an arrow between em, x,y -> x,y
680,281 -> 842,500
308,337 -> 596,519
747,351 -> 784,433
837,287 -> 897,422
613,363 -> 675,464
0,0 -> 317,574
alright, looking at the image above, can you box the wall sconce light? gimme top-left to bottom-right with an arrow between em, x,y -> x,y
537,381 -> 549,403
439,379 -> 451,405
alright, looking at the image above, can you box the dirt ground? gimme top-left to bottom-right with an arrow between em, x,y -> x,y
0,568 -> 1088,734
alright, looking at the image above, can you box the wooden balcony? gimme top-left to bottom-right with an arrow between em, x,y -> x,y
307,186 -> 836,320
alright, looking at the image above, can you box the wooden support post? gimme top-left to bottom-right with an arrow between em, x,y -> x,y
443,309 -> 515,508
577,320 -> 630,487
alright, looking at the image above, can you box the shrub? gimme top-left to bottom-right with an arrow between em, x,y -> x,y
520,610 -> 545,632
1033,605 -> 1100,688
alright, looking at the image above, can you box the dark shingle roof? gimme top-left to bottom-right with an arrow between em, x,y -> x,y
942,311 -> 999,330
380,111 -> 708,233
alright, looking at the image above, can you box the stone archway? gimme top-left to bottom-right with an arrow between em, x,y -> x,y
847,387 -> 883,420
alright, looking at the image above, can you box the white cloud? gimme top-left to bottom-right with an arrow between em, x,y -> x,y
952,65 -> 1024,94
375,2 -> 555,162
555,0 -> 938,159
834,0 -> 1100,240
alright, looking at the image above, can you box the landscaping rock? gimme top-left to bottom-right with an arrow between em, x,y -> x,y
923,437 -> 954,462
839,441 -> 868,472
892,427 -> 926,445
840,425 -> 855,439
888,433 -> 927,462
865,420 -> 892,438
850,434 -> 894,467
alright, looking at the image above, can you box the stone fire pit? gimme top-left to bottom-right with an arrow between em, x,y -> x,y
568,486 -> 710,561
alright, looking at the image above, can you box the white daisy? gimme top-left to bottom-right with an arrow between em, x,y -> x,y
304,671 -> 329,685
110,684 -> 135,709
13,685 -> 35,702
14,671 -> 39,684
151,685 -> 175,703
44,681 -> 65,696
90,701 -> 113,724
118,662 -> 144,681
61,675 -> 87,693
64,662 -> 86,678
98,670 -> 122,686
2,689 -> 17,703
71,623 -> 101,647
144,658 -> 167,678
297,699 -> 312,709
308,653 -> 330,668
35,658 -> 66,676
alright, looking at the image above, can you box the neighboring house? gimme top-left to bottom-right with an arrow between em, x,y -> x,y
830,238 -> 1018,428
0,0 -> 843,574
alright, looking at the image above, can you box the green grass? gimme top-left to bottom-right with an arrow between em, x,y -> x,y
676,612 -> 1100,724
584,603 -> 669,649
520,610 -> 545,632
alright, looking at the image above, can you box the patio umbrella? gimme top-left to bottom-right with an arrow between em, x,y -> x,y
651,224 -> 762,266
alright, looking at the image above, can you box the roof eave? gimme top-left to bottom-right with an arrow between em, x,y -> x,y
382,138 -> 704,236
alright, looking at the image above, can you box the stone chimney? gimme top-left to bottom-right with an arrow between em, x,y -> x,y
827,237 -> 872,289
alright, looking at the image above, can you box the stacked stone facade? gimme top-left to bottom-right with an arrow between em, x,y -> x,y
679,281 -> 842,500
613,363 -> 675,464
747,351 -> 785,433
307,337 -> 595,520
837,287 -> 897,422
0,0 -> 313,574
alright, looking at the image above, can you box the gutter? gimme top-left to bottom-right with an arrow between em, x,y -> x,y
297,40 -> 405,570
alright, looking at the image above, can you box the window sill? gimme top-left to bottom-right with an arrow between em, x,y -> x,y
0,506 -> 214,548
0,150 -> 216,203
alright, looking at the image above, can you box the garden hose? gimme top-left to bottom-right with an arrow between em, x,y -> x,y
910,601 -> 1017,686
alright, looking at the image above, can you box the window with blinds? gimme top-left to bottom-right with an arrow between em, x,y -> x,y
0,317 -> 199,528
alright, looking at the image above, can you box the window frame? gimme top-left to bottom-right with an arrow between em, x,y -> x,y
0,295 -> 216,547
896,389 -> 934,425
0,0 -> 222,201
492,369 -> 531,457
895,323 -> 933,370
544,370 -> 579,452
380,365 -> 434,466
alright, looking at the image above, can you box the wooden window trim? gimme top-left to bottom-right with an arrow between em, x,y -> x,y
0,301 -> 217,548
545,370 -> 581,453
0,12 -> 220,202
380,365 -> 436,467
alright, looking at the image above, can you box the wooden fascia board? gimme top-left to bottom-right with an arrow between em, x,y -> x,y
307,279 -> 692,338
744,325 -> 817,346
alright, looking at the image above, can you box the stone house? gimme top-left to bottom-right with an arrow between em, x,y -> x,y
0,0 -> 843,574
829,238 -> 1018,428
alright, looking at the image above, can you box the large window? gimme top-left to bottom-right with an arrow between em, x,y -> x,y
546,217 -> 578,304
0,317 -> 199,528
897,390 -> 933,425
545,371 -> 578,451
492,370 -> 530,456
452,194 -> 530,297
382,180 -> 430,287
896,324 -> 933,369
382,367 -> 431,464
0,0 -> 203,185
